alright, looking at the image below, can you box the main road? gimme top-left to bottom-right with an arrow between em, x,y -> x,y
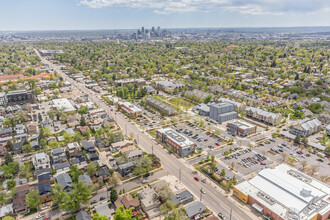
35,49 -> 256,220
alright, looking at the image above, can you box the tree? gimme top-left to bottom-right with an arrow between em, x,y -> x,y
221,169 -> 226,177
110,188 -> 118,203
3,217 -> 15,220
51,184 -> 67,205
0,190 -> 8,205
6,179 -> 16,189
26,190 -> 41,209
92,213 -> 109,220
4,153 -> 13,165
86,162 -> 97,176
204,95 -> 212,104
294,135 -> 301,144
22,144 -> 33,153
301,160 -> 308,171
165,207 -> 187,220
133,156 -> 153,175
69,165 -> 83,183
1,162 -> 20,178
47,110 -> 57,120
309,165 -> 319,175
157,183 -> 174,202
80,116 -> 87,126
5,141 -> 13,151
78,105 -> 89,115
63,133 -> 72,144
113,206 -> 132,220
61,180 -> 92,212
160,200 -> 177,217
73,133 -> 83,143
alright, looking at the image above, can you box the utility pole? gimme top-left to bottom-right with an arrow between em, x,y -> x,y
230,208 -> 232,220
179,169 -> 181,182
125,124 -> 127,134
200,188 -> 203,202
152,145 -> 154,155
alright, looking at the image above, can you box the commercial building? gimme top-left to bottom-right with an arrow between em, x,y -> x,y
145,97 -> 177,116
156,127 -> 195,157
155,81 -> 185,94
290,118 -> 322,137
209,102 -> 238,123
185,89 -> 212,100
0,92 -> 6,106
326,124 -> 330,136
52,98 -> 76,113
245,107 -> 283,125
114,78 -> 146,87
227,120 -> 257,137
192,103 -> 210,116
218,98 -> 247,112
233,164 -> 330,220
7,90 -> 34,105
118,101 -> 142,117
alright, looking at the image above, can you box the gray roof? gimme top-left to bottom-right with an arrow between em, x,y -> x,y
126,149 -> 143,159
294,118 -> 322,131
79,174 -> 92,184
56,173 -> 72,190
76,211 -> 91,220
171,190 -> 194,204
54,161 -> 70,171
185,201 -> 206,218
118,162 -> 135,169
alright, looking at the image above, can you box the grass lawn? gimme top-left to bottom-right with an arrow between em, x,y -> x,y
169,97 -> 195,111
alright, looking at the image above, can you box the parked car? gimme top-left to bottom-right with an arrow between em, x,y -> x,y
100,196 -> 106,201
200,189 -> 206,194
218,213 -> 226,219
36,214 -> 45,219
194,177 -> 199,181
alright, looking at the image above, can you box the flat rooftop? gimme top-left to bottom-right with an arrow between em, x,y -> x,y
158,127 -> 194,148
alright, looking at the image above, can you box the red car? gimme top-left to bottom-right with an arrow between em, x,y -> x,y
210,134 -> 214,137
194,177 -> 199,181
215,142 -> 220,146
206,132 -> 211,135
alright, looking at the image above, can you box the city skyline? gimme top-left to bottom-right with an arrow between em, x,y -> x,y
0,0 -> 329,31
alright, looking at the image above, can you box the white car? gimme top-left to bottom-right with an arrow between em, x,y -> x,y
36,214 -> 45,219
200,189 -> 206,194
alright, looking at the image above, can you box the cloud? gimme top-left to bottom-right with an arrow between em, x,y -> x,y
80,0 -> 330,15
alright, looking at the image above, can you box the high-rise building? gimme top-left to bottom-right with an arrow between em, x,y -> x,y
141,26 -> 145,33
152,26 -> 155,32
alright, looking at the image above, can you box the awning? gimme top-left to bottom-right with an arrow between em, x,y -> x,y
252,203 -> 263,213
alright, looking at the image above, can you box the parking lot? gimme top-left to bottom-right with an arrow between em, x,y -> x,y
174,121 -> 225,151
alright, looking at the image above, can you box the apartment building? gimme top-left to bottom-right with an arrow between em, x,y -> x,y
290,118 -> 322,137
245,107 -> 283,125
209,102 -> 238,123
227,120 -> 257,137
145,97 -> 177,116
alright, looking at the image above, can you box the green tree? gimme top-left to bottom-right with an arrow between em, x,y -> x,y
6,179 -> 16,189
86,162 -> 98,176
78,105 -> 89,115
133,156 -> 153,175
5,140 -> 13,151
80,116 -> 87,126
3,216 -> 15,220
204,95 -> 212,104
0,190 -> 8,205
63,133 -> 72,144
26,190 -> 41,209
4,153 -> 13,165
92,213 -> 109,220
22,144 -> 33,153
51,184 -> 67,205
110,188 -> 118,203
73,133 -> 83,143
113,206 -> 132,220
1,162 -> 20,178
69,165 -> 83,183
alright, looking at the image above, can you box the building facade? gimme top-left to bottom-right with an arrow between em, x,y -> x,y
245,107 -> 283,125
7,90 -> 34,105
209,102 -> 238,123
227,120 -> 257,137
290,118 -> 322,137
156,127 -> 195,157
145,97 -> 177,116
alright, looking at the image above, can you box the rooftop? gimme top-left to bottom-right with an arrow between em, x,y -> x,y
157,127 -> 194,148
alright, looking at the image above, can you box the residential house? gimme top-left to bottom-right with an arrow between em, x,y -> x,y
41,119 -> 54,132
98,167 -> 111,182
54,161 -> 71,172
138,188 -> 161,218
37,173 -> 54,184
51,147 -> 67,164
13,140 -> 25,154
0,204 -> 13,218
125,149 -> 143,161
145,97 -> 177,116
118,162 -> 135,176
14,124 -> 26,135
76,211 -> 91,220
111,140 -> 134,151
114,194 -> 140,212
290,118 -> 322,137
13,185 -> 29,214
56,173 -> 72,193
67,142 -> 81,158
185,201 -> 206,219
33,153 -> 51,170
38,182 -> 52,203
79,174 -> 92,184
171,190 -> 194,205
245,107 -> 283,125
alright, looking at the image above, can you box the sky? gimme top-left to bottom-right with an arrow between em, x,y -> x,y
0,0 -> 329,31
